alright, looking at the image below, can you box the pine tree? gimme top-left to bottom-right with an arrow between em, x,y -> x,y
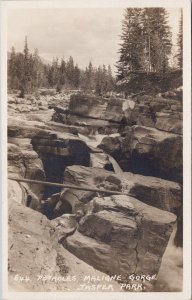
19,36 -> 33,97
117,8 -> 172,79
142,8 -> 172,73
24,36 -> 29,58
95,65 -> 103,95
106,65 -> 115,91
66,56 -> 75,86
81,61 -> 95,91
59,58 -> 66,86
8,40 -> 116,93
88,61 -> 94,90
73,64 -> 80,88
8,47 -> 19,90
116,8 -> 144,79
32,48 -> 44,89
177,10 -> 183,69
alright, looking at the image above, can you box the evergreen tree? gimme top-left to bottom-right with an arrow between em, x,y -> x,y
116,8 -> 144,79
32,48 -> 44,89
106,65 -> 115,91
8,47 -> 19,90
116,8 -> 172,78
7,40 -> 115,94
19,36 -> 33,97
87,61 -> 94,90
81,61 -> 95,91
66,56 -> 75,86
177,10 -> 183,69
142,8 -> 172,73
47,64 -> 54,87
73,64 -> 80,88
95,65 -> 103,95
59,58 -> 66,86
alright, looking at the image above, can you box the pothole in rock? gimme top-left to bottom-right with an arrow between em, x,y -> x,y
41,155 -> 68,199
29,134 -> 92,220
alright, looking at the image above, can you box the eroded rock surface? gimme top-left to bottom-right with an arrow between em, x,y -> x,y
64,194 -> 176,276
122,125 -> 182,181
69,94 -> 124,122
7,90 -> 183,292
8,201 -> 120,292
129,95 -> 182,134
99,125 -> 182,182
61,166 -> 182,214
8,116 -> 91,202
8,140 -> 45,210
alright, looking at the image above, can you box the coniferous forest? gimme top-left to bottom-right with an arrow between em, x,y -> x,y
8,38 -> 115,97
8,8 -> 182,97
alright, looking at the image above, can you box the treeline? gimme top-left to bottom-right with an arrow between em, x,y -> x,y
8,9 -> 183,97
117,8 -> 183,80
8,38 -> 115,97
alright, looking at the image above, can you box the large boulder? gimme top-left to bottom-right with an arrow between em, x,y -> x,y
125,95 -> 182,134
62,166 -> 181,214
8,116 -> 91,207
64,194 -> 176,277
99,125 -> 182,182
98,135 -> 122,155
122,125 -> 182,182
8,141 -> 45,209
155,117 -> 182,135
64,166 -> 122,192
8,201 -> 120,292
122,172 -> 182,214
69,94 -> 124,122
8,116 -> 90,166
50,214 -> 77,241
31,131 -> 90,166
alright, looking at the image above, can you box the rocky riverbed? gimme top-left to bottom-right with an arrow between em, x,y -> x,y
8,90 -> 183,292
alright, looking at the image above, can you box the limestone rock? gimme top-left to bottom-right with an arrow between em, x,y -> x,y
9,201 -> 121,292
64,194 -> 176,276
90,152 -> 112,169
98,136 -> 122,158
122,172 -> 182,214
122,125 -> 182,181
155,117 -> 182,135
8,138 -> 45,205
8,180 -> 24,205
8,116 -> 90,165
64,231 -> 118,275
125,95 -> 182,135
53,188 -> 97,219
69,94 -> 124,122
64,165 -> 122,192
64,166 -> 181,213
50,214 -> 77,241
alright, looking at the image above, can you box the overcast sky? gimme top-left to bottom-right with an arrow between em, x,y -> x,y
7,8 -> 181,73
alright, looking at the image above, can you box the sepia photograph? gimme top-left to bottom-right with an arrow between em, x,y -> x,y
0,0 -> 191,299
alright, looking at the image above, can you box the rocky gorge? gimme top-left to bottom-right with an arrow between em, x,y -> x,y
8,89 -> 183,292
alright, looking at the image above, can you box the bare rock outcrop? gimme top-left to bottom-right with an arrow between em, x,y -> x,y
126,95 -> 182,134
69,94 -> 124,122
8,141 -> 45,209
60,166 -> 181,214
122,125 -> 182,181
8,117 -> 90,166
64,194 -> 176,277
99,125 -> 182,182
7,90 -> 183,292
8,201 -> 120,292
8,116 -> 91,207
